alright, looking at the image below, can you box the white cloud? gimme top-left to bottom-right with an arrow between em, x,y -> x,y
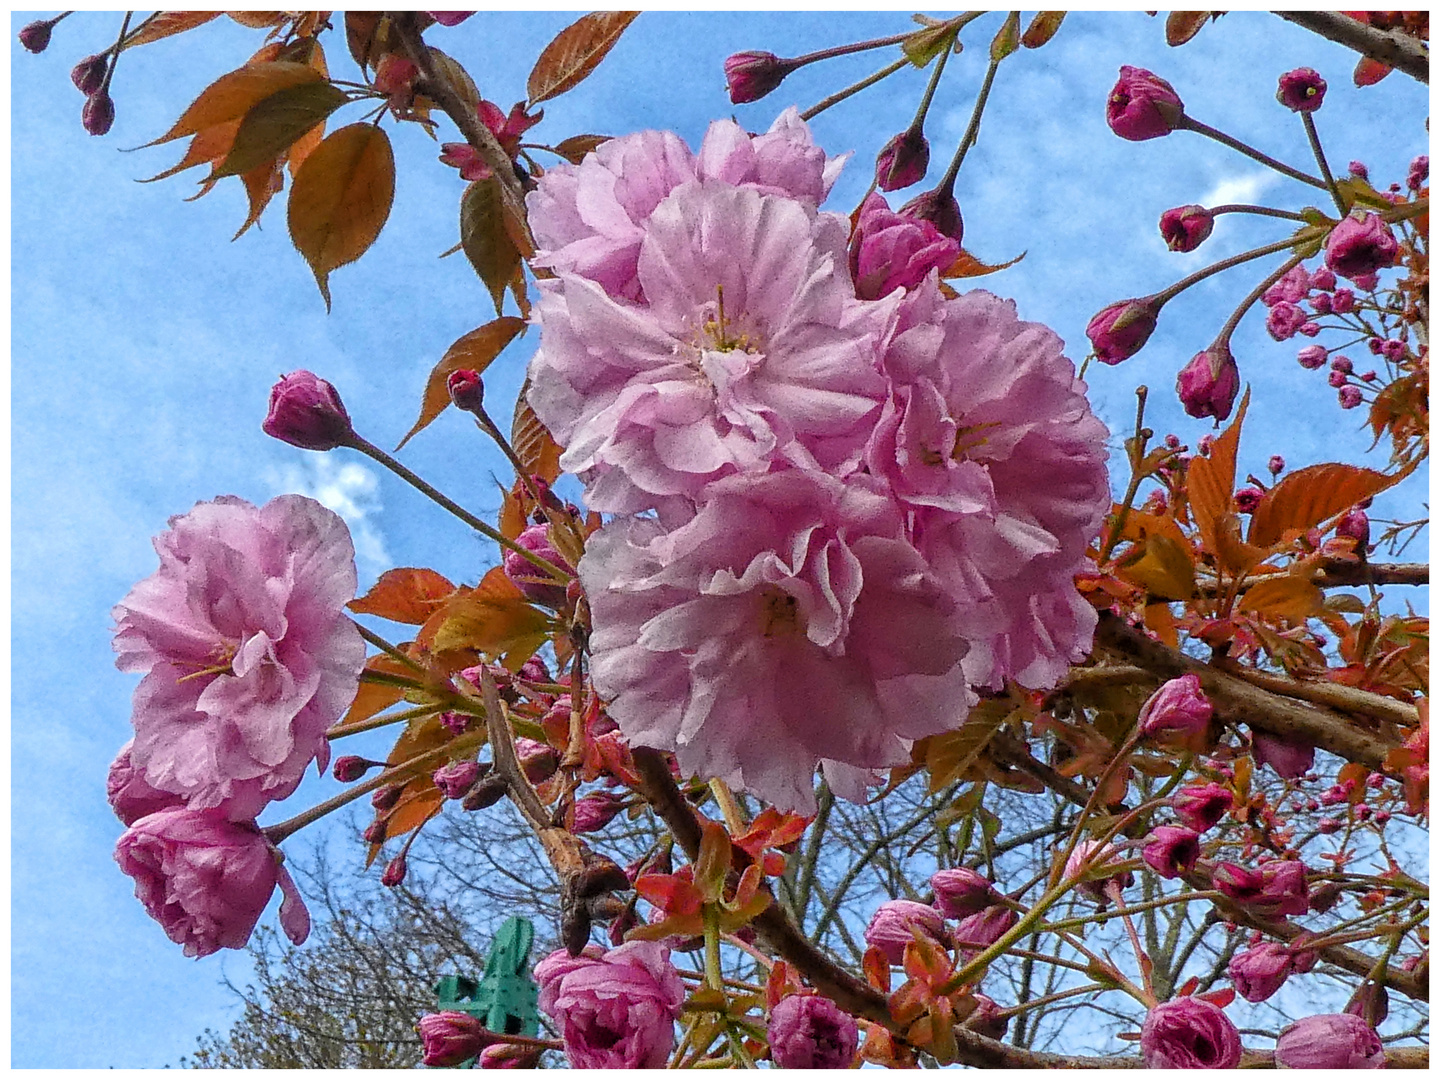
1197,171 -> 1279,209
267,456 -> 392,574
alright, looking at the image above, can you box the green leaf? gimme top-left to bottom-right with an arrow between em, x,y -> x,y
989,11 -> 1020,61
214,81 -> 348,179
460,178 -> 522,316
902,23 -> 957,67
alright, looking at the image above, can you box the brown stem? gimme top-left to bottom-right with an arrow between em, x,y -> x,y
1315,560 -> 1428,588
1213,658 -> 1418,729
1275,11 -> 1429,85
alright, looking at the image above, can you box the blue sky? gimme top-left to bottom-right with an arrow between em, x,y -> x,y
11,10 -> 1429,1068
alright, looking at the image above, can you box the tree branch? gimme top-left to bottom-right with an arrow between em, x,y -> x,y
1275,11 -> 1429,84
1315,560 -> 1428,588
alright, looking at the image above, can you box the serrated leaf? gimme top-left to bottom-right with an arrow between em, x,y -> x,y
1119,533 -> 1195,601
511,391 -> 564,485
122,10 -> 220,50
350,567 -> 458,623
233,158 -> 282,239
460,178 -> 521,316
1165,12 -> 1213,46
924,700 -> 1012,792
1186,388 -> 1249,559
1021,11 -> 1065,47
943,247 -> 1025,279
990,11 -> 1021,60
1288,221 -> 1328,259
427,567 -> 552,668
214,81 -> 348,179
145,61 -> 324,147
902,23 -> 956,67
527,11 -> 640,106
288,123 -> 395,309
1247,463 -> 1398,548
341,654 -> 418,727
552,133 -> 610,164
427,46 -> 481,111
1238,576 -> 1323,623
344,11 -> 386,71
396,317 -> 527,450
228,11 -> 286,29
142,119 -> 242,184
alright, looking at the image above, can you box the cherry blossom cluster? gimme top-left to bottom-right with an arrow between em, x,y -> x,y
523,110 -> 1111,811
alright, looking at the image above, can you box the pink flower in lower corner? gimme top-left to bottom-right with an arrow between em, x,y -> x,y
1275,1014 -> 1384,1069
534,940 -> 685,1068
112,495 -> 366,820
528,179 -> 893,514
114,807 -> 309,958
866,282 -> 1111,692
580,470 -> 972,813
767,993 -> 859,1068
1140,997 -> 1242,1068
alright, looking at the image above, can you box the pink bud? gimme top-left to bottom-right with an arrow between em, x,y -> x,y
1339,385 -> 1363,409
1348,160 -> 1370,180
875,128 -> 929,192
1336,508 -> 1370,549
1297,345 -> 1327,369
1332,287 -> 1355,312
898,186 -> 963,245
381,851 -> 407,886
426,12 -> 476,27
1381,338 -> 1406,361
1159,204 -> 1213,252
71,55 -> 107,96
864,899 -> 949,965
1268,454 -> 1285,475
1407,154 -> 1428,191
1176,346 -> 1240,422
263,371 -> 355,451
1251,730 -> 1315,779
930,867 -> 998,919
1064,840 -> 1132,901
767,993 -> 859,1069
1086,297 -> 1161,365
1258,860 -> 1310,917
1328,369 -> 1350,388
82,91 -> 115,136
571,791 -> 626,833
18,18 -> 53,53
447,368 -> 485,414
1234,487 -> 1264,515
962,993 -> 1009,1041
1228,942 -> 1294,1002
848,192 -> 959,300
1172,783 -> 1232,833
502,523 -> 572,609
1312,266 -> 1337,291
1265,301 -> 1307,341
362,819 -> 387,844
1310,291 -> 1333,314
1212,862 -> 1267,904
332,755 -> 376,783
723,51 -> 797,105
1138,675 -> 1213,743
418,1011 -> 499,1067
432,760 -> 481,799
1262,264 -> 1311,306
1324,212 -> 1399,281
373,54 -> 419,96
1141,826 -> 1201,879
1106,66 -> 1185,141
371,784 -> 403,812
1275,1014 -> 1384,1069
1276,67 -> 1327,112
514,735 -> 560,785
1318,816 -> 1341,834
952,904 -> 1019,956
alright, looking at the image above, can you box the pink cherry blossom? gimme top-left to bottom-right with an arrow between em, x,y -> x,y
528,179 -> 893,514
866,282 -> 1110,690
112,496 -> 366,819
580,469 -> 972,812
107,740 -> 184,826
114,807 -> 309,958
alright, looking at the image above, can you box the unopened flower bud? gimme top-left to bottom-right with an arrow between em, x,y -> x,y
83,91 -> 115,136
447,367 -> 485,414
1064,840 -> 1132,901
571,791 -> 626,833
513,735 -> 560,785
898,185 -> 963,245
373,53 -> 419,96
767,993 -> 860,1069
849,192 -> 959,300
1266,301 -> 1307,341
418,1011 -> 500,1067
1268,454 -> 1285,475
461,773 -> 509,811
1381,338 -> 1405,361
1251,730 -> 1315,779
433,759 -> 481,799
1172,782 -> 1232,833
1318,816 -> 1341,834
931,867 -> 997,919
503,523 -> 573,609
952,904 -> 1019,956
1348,160 -> 1370,181
1339,385 -> 1363,409
1328,369 -> 1350,388
864,899 -> 949,965
263,370 -> 355,451
875,127 -> 929,192
1310,881 -> 1342,913
1407,154 -> 1428,191
1234,487 -> 1264,515
1331,288 -> 1355,312
371,784 -> 403,812
1345,983 -> 1389,1028
723,50 -> 798,105
1106,65 -> 1185,141
427,12 -> 476,27
1086,297 -> 1161,365
332,755 -> 377,782
1276,67 -> 1327,112
71,54 -> 108,95
1229,942 -> 1295,1002
1276,1014 -> 1384,1069
1138,674 -> 1213,744
1159,204 -> 1213,252
1324,211 -> 1399,281
382,851 -> 407,886
1297,345 -> 1327,369
1176,345 -> 1240,422
1311,266 -> 1337,291
18,18 -> 54,53
1336,508 -> 1370,549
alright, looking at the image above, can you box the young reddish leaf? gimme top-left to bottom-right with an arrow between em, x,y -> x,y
1354,55 -> 1392,86
350,567 -> 458,623
1144,602 -> 1179,649
765,961 -> 800,1012
460,178 -> 522,316
214,81 -> 348,179
340,652 -> 420,727
288,123 -> 396,310
1247,463 -> 1399,548
122,11 -> 221,50
1186,389 -> 1249,558
145,61 -> 324,146
512,391 -> 564,485
1197,987 -> 1236,1009
427,46 -> 481,111
1176,975 -> 1200,997
233,158 -> 283,239
344,11 -> 386,71
426,567 -> 552,668
863,945 -> 893,992
923,699 -> 1012,793
1213,513 -> 1268,578
693,819 -> 733,903
942,247 -> 1025,279
1238,576 -> 1323,623
552,134 -> 610,164
228,12 -> 287,29
1020,11 -> 1065,47
142,119 -> 243,185
989,11 -> 1021,60
526,11 -> 640,106
1165,12 -> 1214,46
396,317 -> 527,450
1118,533 -> 1196,601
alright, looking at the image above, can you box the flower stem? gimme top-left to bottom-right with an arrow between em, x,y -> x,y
1210,203 -> 1310,222
1216,252 -> 1305,347
1301,112 -> 1348,216
1154,234 -> 1315,307
792,29 -> 916,66
938,49 -> 1003,194
1179,115 -> 1327,190
99,10 -> 132,95
800,56 -> 909,121
908,25 -> 958,132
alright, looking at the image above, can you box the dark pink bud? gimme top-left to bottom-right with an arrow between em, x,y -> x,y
1228,942 -> 1294,1002
381,851 -> 407,886
864,899 -> 949,965
1263,264 -> 1311,306
1332,288 -> 1355,312
460,774 -> 508,811
372,53 -> 419,96
1277,67 -> 1327,112
1258,860 -> 1309,917
263,370 -> 354,450
1138,675 -> 1212,743
1268,454 -> 1285,475
426,12 -> 476,27
1140,998 -> 1242,1069
18,18 -> 53,53
1324,212 -> 1399,280
1407,154 -> 1428,190
1381,338 -> 1405,361
1063,840 -> 1132,902
502,523 -> 573,608
1141,826 -> 1200,879
1339,385 -> 1363,409
898,186 -> 963,246
848,192 -> 960,300
1159,204 -> 1213,252
1348,160 -> 1370,180
82,91 -> 115,136
371,784 -> 403,812
1336,508 -> 1370,549
518,656 -> 551,684
1346,982 -> 1389,1027
1172,783 -> 1232,833
362,819 -> 387,844
767,993 -> 859,1069
1310,881 -> 1343,913
1318,816 -> 1341,834
447,368 -> 484,414
432,760 -> 481,799
1297,345 -> 1327,369
1106,65 -> 1186,141
571,791 -> 626,833
952,904 -> 1019,956
1251,730 -> 1315,779
1276,1014 -> 1384,1069
1197,434 -> 1215,456
418,1011 -> 499,1067
1176,345 -> 1240,422
1086,297 -> 1161,364
1332,353 -> 1354,374
1266,301 -> 1307,341
875,128 -> 929,192
1328,369 -> 1350,388
1310,291 -> 1333,314
1234,487 -> 1264,515
931,867 -> 997,919
962,994 -> 1009,1041
514,735 -> 560,785
1212,861 -> 1266,904
1312,266 -> 1337,291
723,50 -> 797,105
440,710 -> 472,736
332,755 -> 377,783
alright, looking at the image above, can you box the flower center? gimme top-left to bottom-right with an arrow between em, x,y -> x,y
174,640 -> 238,683
758,586 -> 801,638
696,285 -> 759,355
951,419 -> 1001,462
